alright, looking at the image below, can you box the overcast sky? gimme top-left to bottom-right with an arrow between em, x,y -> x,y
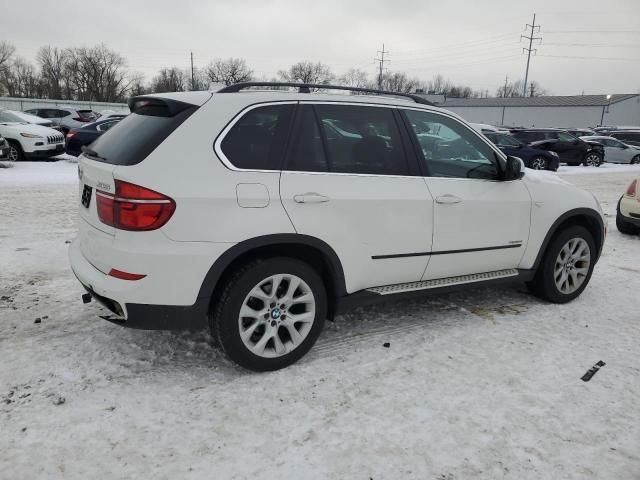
4,0 -> 640,95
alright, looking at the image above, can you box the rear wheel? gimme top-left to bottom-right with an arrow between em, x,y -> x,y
583,152 -> 602,167
631,155 -> 640,165
529,156 -> 547,170
527,226 -> 596,303
210,257 -> 327,371
7,141 -> 24,162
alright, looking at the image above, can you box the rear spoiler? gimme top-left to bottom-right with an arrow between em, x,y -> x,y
127,97 -> 196,117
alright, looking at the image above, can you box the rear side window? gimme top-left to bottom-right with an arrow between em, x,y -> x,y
513,131 -> 542,143
220,104 -> 294,170
316,104 -> 409,175
84,98 -> 197,166
77,110 -> 96,121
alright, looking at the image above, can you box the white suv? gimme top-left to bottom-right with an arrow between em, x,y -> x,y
69,83 -> 606,371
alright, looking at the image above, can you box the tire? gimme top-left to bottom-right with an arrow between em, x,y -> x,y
583,152 -> 602,167
7,141 -> 24,162
529,156 -> 548,170
527,225 -> 596,303
631,155 -> 640,165
210,257 -> 327,371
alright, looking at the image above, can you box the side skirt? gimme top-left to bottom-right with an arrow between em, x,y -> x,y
335,269 -> 535,314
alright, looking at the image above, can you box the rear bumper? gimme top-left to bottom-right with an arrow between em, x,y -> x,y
70,239 -> 208,330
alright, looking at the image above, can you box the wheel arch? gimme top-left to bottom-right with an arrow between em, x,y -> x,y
532,208 -> 605,270
198,234 -> 347,318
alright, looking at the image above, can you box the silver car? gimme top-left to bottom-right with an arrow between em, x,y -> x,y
580,136 -> 640,164
24,107 -> 97,134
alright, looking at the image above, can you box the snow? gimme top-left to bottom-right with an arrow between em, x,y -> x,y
1,162 -> 640,479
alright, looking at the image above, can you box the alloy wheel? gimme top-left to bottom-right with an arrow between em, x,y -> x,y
8,145 -> 19,162
584,153 -> 600,167
531,157 -> 546,170
554,237 -> 591,294
238,273 -> 316,358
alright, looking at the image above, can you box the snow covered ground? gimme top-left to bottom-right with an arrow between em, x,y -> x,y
1,161 -> 639,479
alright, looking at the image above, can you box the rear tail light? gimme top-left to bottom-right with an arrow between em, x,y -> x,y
96,180 -> 176,231
66,132 -> 75,140
626,179 -> 637,197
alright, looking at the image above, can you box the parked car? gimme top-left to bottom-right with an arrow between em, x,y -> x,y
0,109 -> 65,161
69,83 -> 606,371
96,110 -> 127,121
24,107 -> 96,134
564,128 -> 596,138
470,123 -> 509,133
594,126 -> 640,135
580,136 -> 640,164
616,177 -> 640,235
2,109 -> 63,132
510,128 -> 604,166
483,131 -> 559,171
65,118 -> 122,156
608,130 -> 640,148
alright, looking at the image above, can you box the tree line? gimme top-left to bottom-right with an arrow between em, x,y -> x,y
0,41 -> 548,102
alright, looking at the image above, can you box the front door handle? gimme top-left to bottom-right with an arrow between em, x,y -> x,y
293,193 -> 331,204
436,194 -> 462,204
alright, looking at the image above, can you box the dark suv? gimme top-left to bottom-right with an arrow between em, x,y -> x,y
609,130 -> 640,148
510,128 -> 604,166
483,132 -> 559,171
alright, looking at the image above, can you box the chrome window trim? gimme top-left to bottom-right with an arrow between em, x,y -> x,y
213,100 -> 508,179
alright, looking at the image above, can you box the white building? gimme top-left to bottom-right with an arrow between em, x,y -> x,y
423,94 -> 640,128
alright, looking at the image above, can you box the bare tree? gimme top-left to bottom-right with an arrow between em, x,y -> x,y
65,45 -> 130,101
129,73 -> 149,96
378,71 -> 420,93
36,46 -> 68,99
0,57 -> 42,97
338,68 -> 369,88
278,61 -> 333,86
0,41 -> 15,72
495,79 -> 548,98
204,58 -> 253,87
150,67 -> 186,93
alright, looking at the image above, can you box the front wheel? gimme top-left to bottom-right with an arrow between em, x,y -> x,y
527,226 -> 596,303
210,257 -> 327,371
529,156 -> 548,170
7,141 -> 24,162
631,155 -> 640,165
583,152 -> 602,167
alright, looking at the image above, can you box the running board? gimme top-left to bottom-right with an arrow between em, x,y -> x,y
366,269 -> 519,295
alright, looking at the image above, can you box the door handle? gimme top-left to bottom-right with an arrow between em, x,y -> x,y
293,193 -> 331,204
435,194 -> 462,204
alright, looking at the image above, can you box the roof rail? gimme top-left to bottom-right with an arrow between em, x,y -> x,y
216,82 -> 435,106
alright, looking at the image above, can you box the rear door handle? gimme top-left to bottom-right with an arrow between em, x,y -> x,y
293,193 -> 331,204
436,194 -> 462,204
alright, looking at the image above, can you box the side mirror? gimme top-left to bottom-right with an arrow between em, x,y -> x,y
504,156 -> 525,180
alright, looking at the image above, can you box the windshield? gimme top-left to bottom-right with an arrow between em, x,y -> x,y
0,111 -> 27,123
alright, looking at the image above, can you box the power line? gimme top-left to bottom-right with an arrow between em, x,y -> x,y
544,29 -> 640,34
521,13 -> 542,97
538,54 -> 640,61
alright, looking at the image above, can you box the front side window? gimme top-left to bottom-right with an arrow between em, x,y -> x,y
557,131 -> 577,142
494,133 -> 520,147
220,104 -> 294,170
404,109 -> 500,180
315,104 -> 409,175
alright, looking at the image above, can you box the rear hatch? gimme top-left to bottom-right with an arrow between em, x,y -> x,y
76,95 -> 206,267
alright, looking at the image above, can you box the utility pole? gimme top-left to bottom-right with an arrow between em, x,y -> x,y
375,44 -> 389,89
521,14 -> 541,97
190,51 -> 195,90
529,82 -> 536,97
502,75 -> 509,97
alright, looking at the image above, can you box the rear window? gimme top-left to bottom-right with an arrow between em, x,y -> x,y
84,99 -> 197,166
77,110 -> 96,121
